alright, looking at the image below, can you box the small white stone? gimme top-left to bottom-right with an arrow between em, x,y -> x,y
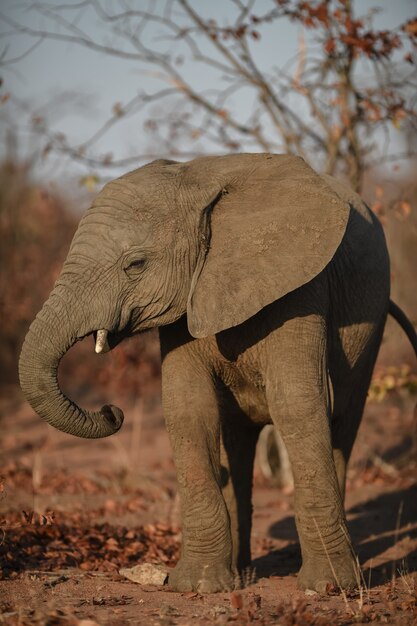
119,563 -> 169,586
304,589 -> 319,596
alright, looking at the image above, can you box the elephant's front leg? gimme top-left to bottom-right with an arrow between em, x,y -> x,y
266,315 -> 359,593
161,346 -> 233,592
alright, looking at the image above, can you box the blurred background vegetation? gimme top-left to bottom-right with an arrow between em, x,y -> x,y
0,0 -> 416,410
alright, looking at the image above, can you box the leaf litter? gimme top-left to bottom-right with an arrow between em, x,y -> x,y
1,391 -> 416,625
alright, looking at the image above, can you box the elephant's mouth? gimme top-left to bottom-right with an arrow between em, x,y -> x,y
92,327 -> 131,353
94,329 -> 111,353
93,322 -> 134,354
92,307 -> 145,353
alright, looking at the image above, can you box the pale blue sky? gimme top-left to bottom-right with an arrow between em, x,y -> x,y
0,0 -> 415,184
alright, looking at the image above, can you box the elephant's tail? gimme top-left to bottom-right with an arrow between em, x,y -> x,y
388,299 -> 417,358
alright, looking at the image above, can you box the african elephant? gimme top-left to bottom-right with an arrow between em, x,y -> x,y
19,154 -> 417,594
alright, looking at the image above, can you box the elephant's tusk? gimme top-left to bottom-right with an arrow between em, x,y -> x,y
95,329 -> 110,354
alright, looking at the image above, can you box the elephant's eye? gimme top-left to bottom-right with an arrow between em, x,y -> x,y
125,259 -> 146,277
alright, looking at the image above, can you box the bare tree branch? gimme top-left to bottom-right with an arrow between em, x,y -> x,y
1,0 -> 415,189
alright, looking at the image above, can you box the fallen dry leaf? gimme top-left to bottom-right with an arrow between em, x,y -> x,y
230,591 -> 244,610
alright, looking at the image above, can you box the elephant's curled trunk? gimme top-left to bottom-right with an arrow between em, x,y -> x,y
18,294 -> 124,439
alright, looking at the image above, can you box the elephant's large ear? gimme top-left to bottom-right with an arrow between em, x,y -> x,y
185,154 -> 350,338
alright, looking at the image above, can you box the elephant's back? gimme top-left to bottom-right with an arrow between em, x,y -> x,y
326,183 -> 390,333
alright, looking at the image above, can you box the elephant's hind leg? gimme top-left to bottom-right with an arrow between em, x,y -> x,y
220,406 -> 261,578
328,206 -> 390,501
329,318 -> 386,501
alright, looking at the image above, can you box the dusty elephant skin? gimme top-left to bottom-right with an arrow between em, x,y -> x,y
19,153 -> 417,594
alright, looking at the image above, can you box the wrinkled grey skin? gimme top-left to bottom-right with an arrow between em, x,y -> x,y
20,154 -> 399,593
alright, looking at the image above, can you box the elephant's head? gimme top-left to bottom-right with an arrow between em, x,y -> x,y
19,154 -> 349,438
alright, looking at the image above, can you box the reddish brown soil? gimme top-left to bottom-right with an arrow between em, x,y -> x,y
1,385 -> 416,626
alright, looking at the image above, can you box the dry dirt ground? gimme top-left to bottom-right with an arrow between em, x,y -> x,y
0,385 -> 416,626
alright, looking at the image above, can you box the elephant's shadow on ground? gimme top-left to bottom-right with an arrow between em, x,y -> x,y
252,484 -> 417,588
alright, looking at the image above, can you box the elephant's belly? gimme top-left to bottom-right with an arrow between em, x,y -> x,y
233,383 -> 271,425
219,365 -> 271,425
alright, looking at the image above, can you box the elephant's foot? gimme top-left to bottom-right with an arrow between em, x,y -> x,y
168,558 -> 235,593
298,552 -> 359,594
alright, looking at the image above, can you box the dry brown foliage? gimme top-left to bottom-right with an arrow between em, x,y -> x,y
0,161 -> 77,384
